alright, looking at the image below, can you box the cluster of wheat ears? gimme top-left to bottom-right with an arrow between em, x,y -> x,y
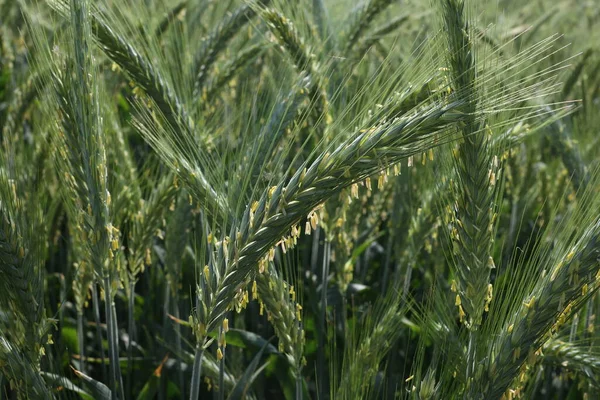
0,0 -> 599,398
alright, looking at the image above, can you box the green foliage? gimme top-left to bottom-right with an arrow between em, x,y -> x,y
1,0 -> 599,399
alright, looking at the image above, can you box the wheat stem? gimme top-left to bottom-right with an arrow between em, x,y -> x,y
190,346 -> 204,400
103,275 -> 124,400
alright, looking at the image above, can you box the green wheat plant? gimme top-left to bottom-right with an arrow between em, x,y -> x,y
0,0 -> 599,399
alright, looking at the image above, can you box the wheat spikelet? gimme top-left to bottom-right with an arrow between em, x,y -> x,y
0,81 -> 48,400
1,72 -> 44,150
0,202 -> 45,353
124,173 -> 177,285
336,294 -> 406,399
82,7 -> 230,219
92,16 -> 190,141
544,111 -> 589,193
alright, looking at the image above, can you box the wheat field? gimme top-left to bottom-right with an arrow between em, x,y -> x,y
1,0 -> 599,399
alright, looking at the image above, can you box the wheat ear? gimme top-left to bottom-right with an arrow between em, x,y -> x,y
342,0 -> 395,53
87,11 -> 229,218
442,0 -> 498,329
203,102 -> 464,332
0,337 -> 51,399
478,219 -> 600,398
543,339 -> 600,377
192,2 -> 270,98
204,43 -> 264,100
255,262 -> 304,369
335,297 -> 406,399
262,8 -> 330,128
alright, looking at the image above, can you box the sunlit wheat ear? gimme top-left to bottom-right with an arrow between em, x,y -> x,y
435,11 -> 573,331
178,76 -> 467,396
542,338 -> 600,378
